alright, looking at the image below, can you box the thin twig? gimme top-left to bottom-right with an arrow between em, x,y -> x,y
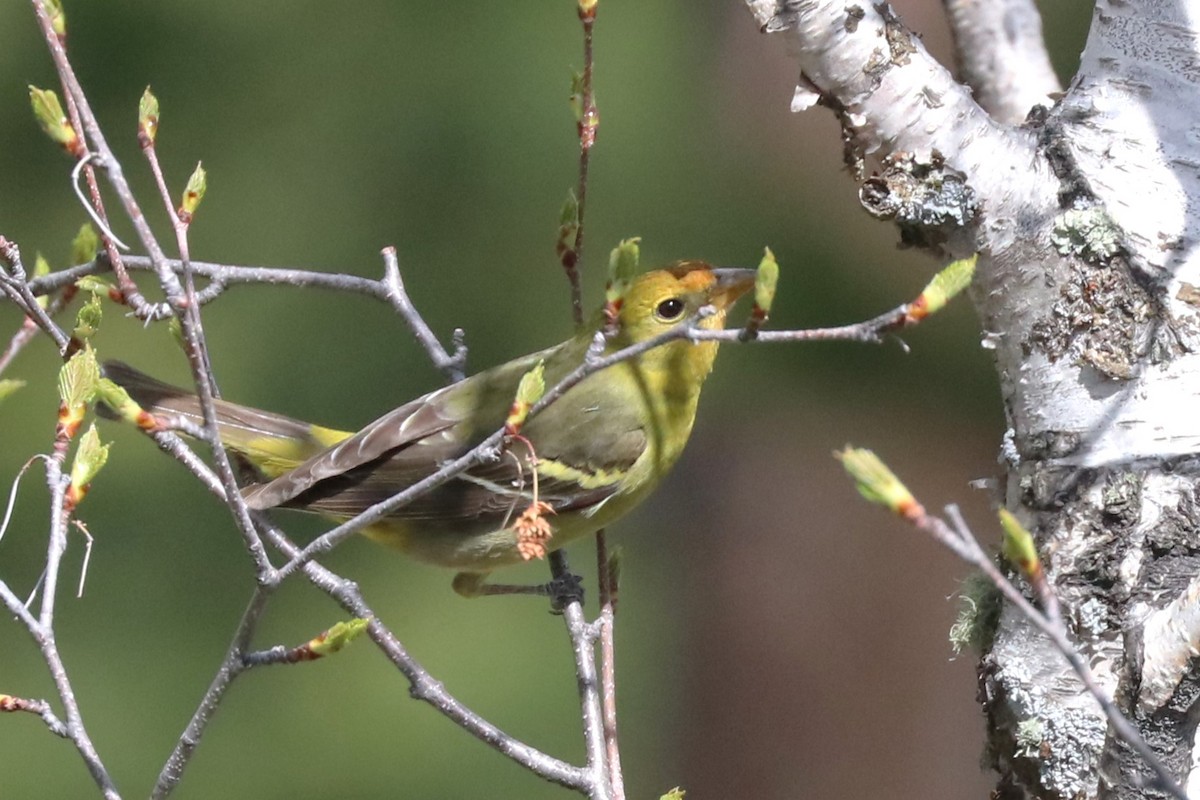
595,530 -> 624,800
380,247 -> 466,382
30,0 -> 273,577
562,2 -> 599,327
151,587 -> 270,799
139,430 -> 592,794
0,237 -> 72,353
17,254 -> 915,349
550,550 -> 611,800
52,21 -> 146,312
0,694 -> 69,737
0,460 -> 120,799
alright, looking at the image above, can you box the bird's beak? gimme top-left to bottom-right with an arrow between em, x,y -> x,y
709,267 -> 757,309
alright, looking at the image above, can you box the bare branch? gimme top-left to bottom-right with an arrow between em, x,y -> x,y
30,0 -> 274,578
151,588 -> 269,799
941,0 -> 1060,125
553,553 -> 611,799
380,247 -> 466,382
0,694 -> 69,737
596,531 -> 624,800
0,461 -> 120,799
0,238 -> 71,353
137,429 -> 593,795
742,0 -> 1053,207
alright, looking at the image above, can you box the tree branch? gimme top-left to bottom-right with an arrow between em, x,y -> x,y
941,0 -> 1060,125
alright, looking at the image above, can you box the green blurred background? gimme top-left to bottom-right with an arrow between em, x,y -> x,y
0,2 -> 1091,798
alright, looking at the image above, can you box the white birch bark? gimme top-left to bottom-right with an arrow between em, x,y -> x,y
742,1 -> 1200,796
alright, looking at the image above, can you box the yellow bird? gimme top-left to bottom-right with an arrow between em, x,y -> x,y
103,262 -> 753,596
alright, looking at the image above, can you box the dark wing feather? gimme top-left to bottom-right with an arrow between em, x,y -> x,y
283,427 -> 647,537
242,340 -> 653,535
241,390 -> 461,511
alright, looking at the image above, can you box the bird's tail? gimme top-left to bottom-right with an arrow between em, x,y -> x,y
100,361 -> 350,479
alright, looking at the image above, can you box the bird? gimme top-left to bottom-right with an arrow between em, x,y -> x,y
102,262 -> 754,597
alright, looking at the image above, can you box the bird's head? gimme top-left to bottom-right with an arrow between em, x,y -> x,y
607,261 -> 755,389
616,261 -> 756,345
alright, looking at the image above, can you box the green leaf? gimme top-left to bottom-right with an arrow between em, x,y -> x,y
75,275 -> 114,296
505,360 -> 546,433
73,292 -> 103,341
69,423 -> 111,492
33,253 -> 52,309
71,223 -> 99,267
58,347 -> 101,409
754,247 -> 780,316
29,86 -> 77,151
605,237 -> 640,307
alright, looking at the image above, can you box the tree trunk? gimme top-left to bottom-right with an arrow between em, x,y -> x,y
742,1 -> 1200,796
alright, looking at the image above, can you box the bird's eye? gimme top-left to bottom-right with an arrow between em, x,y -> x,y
655,297 -> 686,321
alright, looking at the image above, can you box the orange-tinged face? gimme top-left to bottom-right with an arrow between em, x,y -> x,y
618,261 -> 756,344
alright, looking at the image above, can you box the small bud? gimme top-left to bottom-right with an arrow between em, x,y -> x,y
72,292 -> 102,341
29,86 -> 79,154
138,87 -> 159,146
42,0 -> 66,39
96,378 -> 159,432
71,223 -> 99,267
307,618 -> 369,658
835,446 -> 924,521
0,379 -> 26,404
556,190 -> 580,264
999,508 -> 1040,577
578,0 -> 598,20
754,247 -> 780,316
906,253 -> 976,322
741,247 -> 780,341
604,237 -> 640,326
660,789 -> 686,800
75,275 -> 119,303
178,161 -> 207,223
67,423 -> 111,509
505,360 -> 546,435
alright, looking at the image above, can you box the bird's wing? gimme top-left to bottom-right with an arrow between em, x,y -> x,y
240,389 -> 463,511
243,358 -> 653,535
284,426 -> 647,537
241,346 -> 559,512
